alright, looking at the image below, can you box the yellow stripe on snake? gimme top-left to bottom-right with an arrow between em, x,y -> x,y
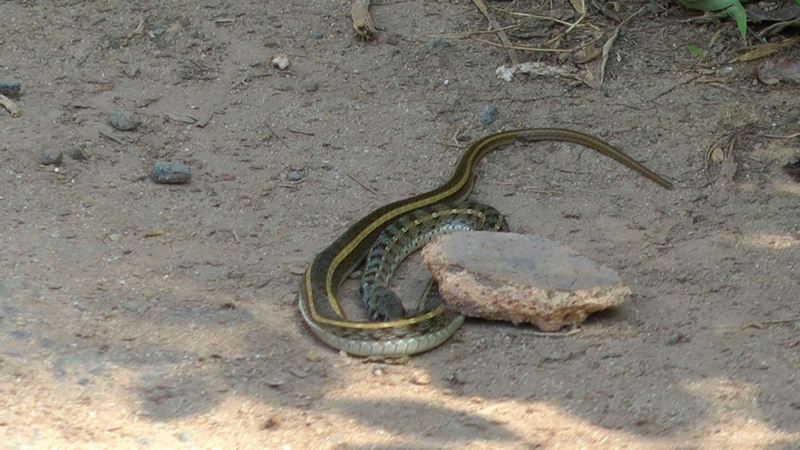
299,128 -> 673,356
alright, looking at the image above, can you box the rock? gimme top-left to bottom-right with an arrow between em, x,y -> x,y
784,159 -> 800,182
421,232 -> 631,331
272,54 -> 290,70
479,105 -> 497,126
69,145 -> 91,161
384,34 -> 400,46
427,37 -> 450,52
0,81 -> 21,95
39,149 -> 63,166
151,160 -> 191,184
288,169 -> 302,181
410,370 -> 431,385
175,432 -> 191,442
310,31 -> 324,39
109,110 -> 138,131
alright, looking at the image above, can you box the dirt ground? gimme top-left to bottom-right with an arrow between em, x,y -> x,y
2,1 -> 800,448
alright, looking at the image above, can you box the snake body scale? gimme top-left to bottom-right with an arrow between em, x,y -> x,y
299,128 -> 673,357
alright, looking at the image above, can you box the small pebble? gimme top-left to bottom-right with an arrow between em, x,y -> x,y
39,149 -> 63,166
784,159 -> 800,182
479,105 -> 498,126
123,66 -> 141,78
151,160 -> 191,184
263,416 -> 280,430
0,81 -> 21,95
384,34 -> 400,46
410,370 -> 431,385
306,351 -> 323,363
665,333 -> 690,346
69,145 -> 91,161
303,81 -> 319,93
272,54 -> 290,70
288,169 -> 303,182
264,377 -> 286,388
310,31 -> 324,39
427,37 -> 450,52
175,432 -> 191,442
9,330 -> 30,340
109,110 -> 138,131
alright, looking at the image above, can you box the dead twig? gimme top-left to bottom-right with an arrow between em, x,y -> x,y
98,130 -> 124,145
761,131 -> 800,140
526,326 -> 582,337
287,127 -> 315,136
433,24 -> 520,40
345,171 -> 378,196
490,6 -> 602,31
452,127 -> 467,146
265,123 -> 291,150
471,0 -> 519,65
546,13 -> 585,46
644,74 -> 703,104
599,5 -> 648,84
471,37 -> 573,53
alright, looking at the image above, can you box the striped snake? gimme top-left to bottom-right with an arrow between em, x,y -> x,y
299,128 -> 673,357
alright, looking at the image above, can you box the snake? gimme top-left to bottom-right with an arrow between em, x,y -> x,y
360,200 -> 508,322
298,128 -> 673,357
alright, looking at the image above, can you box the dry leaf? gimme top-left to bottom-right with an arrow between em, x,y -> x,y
569,0 -> 586,15
757,58 -> 800,85
572,45 -> 602,64
708,146 -> 725,163
734,36 -> 800,62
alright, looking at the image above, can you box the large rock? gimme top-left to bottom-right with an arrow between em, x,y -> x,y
421,232 -> 631,331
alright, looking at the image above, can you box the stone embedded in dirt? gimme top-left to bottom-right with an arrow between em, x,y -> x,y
0,81 -> 21,95
421,232 -> 632,331
410,370 -> 431,385
109,110 -> 138,131
38,149 -> 63,166
151,160 -> 191,184
784,159 -> 800,182
479,104 -> 497,126
271,54 -> 290,70
68,145 -> 91,161
288,169 -> 303,182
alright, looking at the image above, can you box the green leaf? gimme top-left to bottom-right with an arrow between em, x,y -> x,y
687,44 -> 706,61
725,2 -> 748,40
680,0 -> 748,40
679,0 -> 737,11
